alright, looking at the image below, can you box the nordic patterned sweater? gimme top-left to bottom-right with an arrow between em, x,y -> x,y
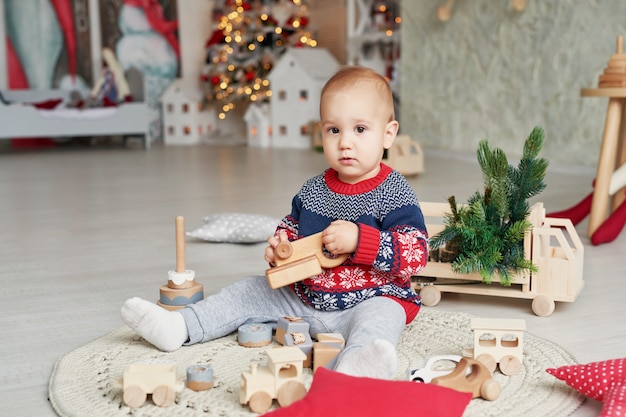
274,163 -> 428,324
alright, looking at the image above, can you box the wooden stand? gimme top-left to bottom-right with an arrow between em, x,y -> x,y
581,35 -> 626,237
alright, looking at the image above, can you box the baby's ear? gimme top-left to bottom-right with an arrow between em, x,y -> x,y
383,120 -> 399,149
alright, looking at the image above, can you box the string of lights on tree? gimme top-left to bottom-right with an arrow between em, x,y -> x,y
201,0 -> 317,119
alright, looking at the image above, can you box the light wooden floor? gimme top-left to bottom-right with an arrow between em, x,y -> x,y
1,142 -> 624,417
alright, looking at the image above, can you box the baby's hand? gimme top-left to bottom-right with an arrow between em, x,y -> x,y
322,220 -> 358,255
264,230 -> 289,265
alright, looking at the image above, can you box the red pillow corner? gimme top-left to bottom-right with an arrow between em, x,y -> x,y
546,358 -> 626,417
263,367 -> 472,417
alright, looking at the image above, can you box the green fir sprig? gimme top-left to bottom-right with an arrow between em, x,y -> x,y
429,126 -> 548,285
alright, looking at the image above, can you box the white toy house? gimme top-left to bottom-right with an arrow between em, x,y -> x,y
161,78 -> 217,145
268,48 -> 340,149
244,102 -> 272,147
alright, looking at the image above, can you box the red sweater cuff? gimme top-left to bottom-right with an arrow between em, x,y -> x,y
353,223 -> 380,265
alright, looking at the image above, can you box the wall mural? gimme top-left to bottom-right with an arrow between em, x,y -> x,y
4,0 -> 178,89
3,0 -> 179,143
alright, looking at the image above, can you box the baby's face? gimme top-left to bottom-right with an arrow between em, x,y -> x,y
320,83 -> 397,184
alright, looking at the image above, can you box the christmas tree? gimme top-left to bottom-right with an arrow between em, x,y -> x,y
429,127 -> 549,285
201,0 -> 317,119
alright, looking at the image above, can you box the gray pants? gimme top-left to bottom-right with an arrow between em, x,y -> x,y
179,275 -> 406,364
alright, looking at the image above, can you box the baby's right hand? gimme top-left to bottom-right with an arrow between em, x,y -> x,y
264,230 -> 289,266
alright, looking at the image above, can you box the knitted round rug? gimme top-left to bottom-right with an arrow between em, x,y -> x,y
49,309 -> 584,417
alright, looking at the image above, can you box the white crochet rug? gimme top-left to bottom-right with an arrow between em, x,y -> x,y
49,309 -> 584,417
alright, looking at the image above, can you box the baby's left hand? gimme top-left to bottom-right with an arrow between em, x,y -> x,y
322,220 -> 359,255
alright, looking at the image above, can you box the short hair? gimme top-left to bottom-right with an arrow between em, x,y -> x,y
321,66 -> 395,121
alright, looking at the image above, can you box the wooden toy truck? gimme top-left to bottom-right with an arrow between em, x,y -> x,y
266,232 -> 349,289
413,202 -> 584,316
239,346 -> 308,413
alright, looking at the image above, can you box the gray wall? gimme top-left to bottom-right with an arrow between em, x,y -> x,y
400,0 -> 626,166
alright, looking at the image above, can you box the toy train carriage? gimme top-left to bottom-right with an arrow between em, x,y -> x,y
465,318 -> 525,376
413,202 -> 584,316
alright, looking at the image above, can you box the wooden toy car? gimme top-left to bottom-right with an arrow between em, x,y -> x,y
122,362 -> 181,408
239,346 -> 308,413
266,232 -> 348,289
431,357 -> 501,401
408,354 -> 463,383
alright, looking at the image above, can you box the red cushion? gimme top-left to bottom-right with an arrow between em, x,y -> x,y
546,358 -> 626,417
263,367 -> 472,417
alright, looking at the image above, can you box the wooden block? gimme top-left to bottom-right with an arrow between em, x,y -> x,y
313,341 -> 342,371
316,333 -> 345,348
284,331 -> 313,368
275,316 -> 310,345
159,282 -> 204,306
238,323 -> 273,347
186,365 -> 214,391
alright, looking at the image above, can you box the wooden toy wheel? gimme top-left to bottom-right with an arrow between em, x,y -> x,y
475,354 -> 497,374
420,286 -> 441,306
499,355 -> 522,376
152,384 -> 176,407
123,385 -> 147,408
248,391 -> 273,413
277,380 -> 307,407
275,241 -> 293,260
480,378 -> 501,401
531,295 -> 555,317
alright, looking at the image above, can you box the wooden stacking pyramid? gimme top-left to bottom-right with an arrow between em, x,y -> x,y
157,216 -> 204,311
599,36 -> 626,88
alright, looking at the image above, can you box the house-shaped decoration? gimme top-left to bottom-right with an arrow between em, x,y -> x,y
268,48 -> 339,149
161,78 -> 217,145
244,102 -> 272,147
383,134 -> 424,176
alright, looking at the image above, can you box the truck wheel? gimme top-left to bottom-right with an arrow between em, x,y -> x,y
123,385 -> 147,408
152,384 -> 176,407
277,381 -> 307,407
420,286 -> 441,306
499,355 -> 522,376
532,295 -> 555,317
248,391 -> 273,413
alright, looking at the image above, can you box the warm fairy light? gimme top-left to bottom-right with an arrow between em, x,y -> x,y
395,16 -> 402,24
203,0 -> 318,119
378,5 -> 387,12
386,29 -> 393,36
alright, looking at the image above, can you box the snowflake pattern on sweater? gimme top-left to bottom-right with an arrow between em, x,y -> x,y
274,163 -> 428,320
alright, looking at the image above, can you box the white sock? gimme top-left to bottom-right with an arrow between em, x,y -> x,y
121,297 -> 188,352
334,338 -> 398,379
